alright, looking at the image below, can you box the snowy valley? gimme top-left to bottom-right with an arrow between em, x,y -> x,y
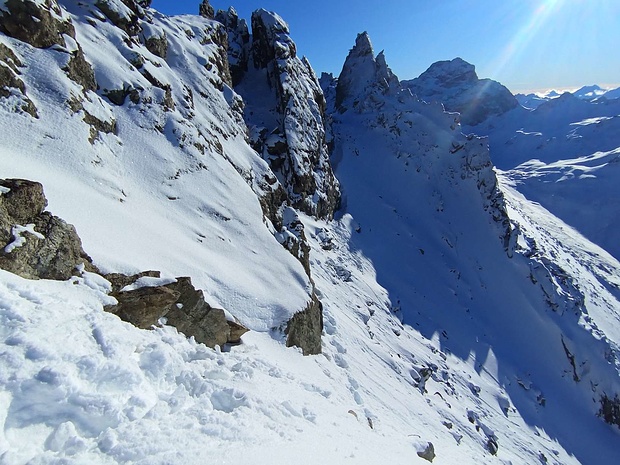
0,1 -> 619,464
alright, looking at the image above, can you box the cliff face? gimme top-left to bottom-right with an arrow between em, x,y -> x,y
332,34 -> 514,254
222,8 -> 340,221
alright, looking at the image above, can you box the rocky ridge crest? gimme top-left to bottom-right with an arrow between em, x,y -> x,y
221,7 -> 340,221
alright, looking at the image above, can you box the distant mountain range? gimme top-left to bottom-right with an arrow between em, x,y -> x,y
516,84 -> 620,109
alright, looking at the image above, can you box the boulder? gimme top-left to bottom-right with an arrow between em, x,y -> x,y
0,179 -> 98,280
416,442 -> 436,462
105,274 -> 248,348
164,277 -> 234,348
0,179 -> 46,223
286,292 -> 323,355
105,285 -> 180,329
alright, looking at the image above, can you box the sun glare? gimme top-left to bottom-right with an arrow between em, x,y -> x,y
489,0 -> 566,83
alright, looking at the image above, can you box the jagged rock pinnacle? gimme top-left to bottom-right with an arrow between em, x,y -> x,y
353,31 -> 373,56
335,32 -> 399,110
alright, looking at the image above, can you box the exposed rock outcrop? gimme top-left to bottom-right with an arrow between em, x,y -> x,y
64,45 -> 98,92
141,24 -> 168,59
105,283 -> 181,329
228,9 -> 340,220
0,179 -> 97,280
94,0 -> 145,36
198,0 -> 214,19
335,32 -> 399,111
0,0 -> 75,49
600,394 -> 620,429
214,7 -> 249,86
0,43 -> 38,116
286,292 -> 323,355
164,277 -> 238,348
416,442 -> 436,462
277,207 -> 311,277
105,274 -> 248,348
402,58 -> 518,126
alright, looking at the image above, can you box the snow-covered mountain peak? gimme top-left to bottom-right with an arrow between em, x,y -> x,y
335,31 -> 399,111
403,57 -> 518,125
413,57 -> 478,88
351,30 -> 373,56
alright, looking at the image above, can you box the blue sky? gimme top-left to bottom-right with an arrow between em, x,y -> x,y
152,0 -> 620,93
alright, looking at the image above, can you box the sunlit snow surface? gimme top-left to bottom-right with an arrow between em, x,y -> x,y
0,4 -> 311,329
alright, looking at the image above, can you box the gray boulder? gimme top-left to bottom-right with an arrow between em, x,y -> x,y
94,0 -> 145,36
286,292 -> 323,355
417,442 -> 436,462
0,179 -> 97,280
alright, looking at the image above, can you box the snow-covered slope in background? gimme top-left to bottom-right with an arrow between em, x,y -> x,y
516,84 -> 620,109
409,56 -> 620,262
471,92 -> 620,261
0,2 -> 619,465
323,34 -> 620,464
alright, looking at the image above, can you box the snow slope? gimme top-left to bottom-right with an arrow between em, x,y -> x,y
470,92 -> 620,260
0,2 -> 619,465
324,37 -> 620,464
0,0 -> 312,329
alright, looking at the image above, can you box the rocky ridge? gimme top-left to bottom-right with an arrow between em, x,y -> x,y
221,7 -> 340,221
332,34 -> 514,253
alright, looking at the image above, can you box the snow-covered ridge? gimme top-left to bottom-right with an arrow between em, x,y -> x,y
0,0 -> 313,333
517,84 -> 620,109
